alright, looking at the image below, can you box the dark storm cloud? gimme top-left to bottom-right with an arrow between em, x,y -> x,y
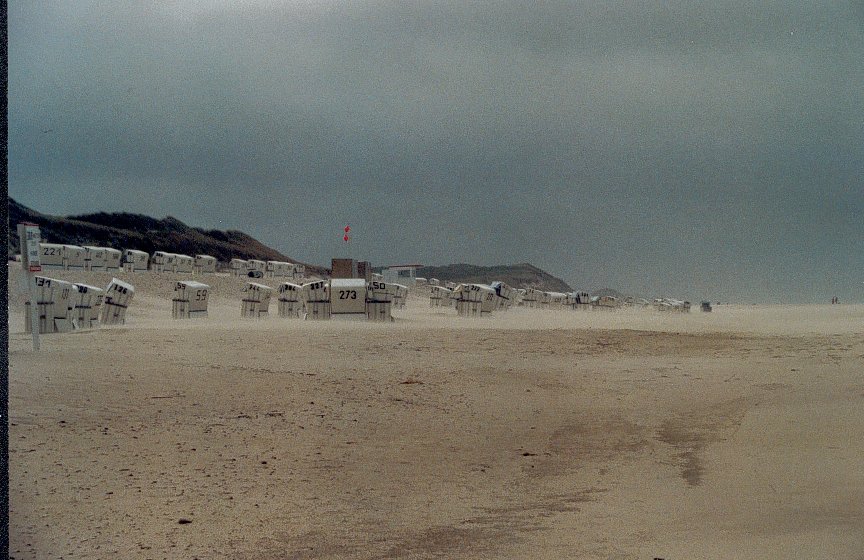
9,1 -> 864,302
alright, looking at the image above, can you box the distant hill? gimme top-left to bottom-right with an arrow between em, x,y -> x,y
8,198 -> 324,272
8,199 -> 586,289
414,263 -> 572,292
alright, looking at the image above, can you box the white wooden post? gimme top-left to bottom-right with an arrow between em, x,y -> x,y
18,223 -> 42,351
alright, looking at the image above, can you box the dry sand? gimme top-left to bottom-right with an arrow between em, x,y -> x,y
7,267 -> 864,559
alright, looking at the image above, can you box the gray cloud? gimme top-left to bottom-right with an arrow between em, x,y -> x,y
9,1 -> 864,302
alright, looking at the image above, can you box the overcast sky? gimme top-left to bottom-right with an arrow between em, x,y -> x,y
9,1 -> 864,302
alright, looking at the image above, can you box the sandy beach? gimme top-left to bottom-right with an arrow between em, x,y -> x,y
8,268 -> 864,559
